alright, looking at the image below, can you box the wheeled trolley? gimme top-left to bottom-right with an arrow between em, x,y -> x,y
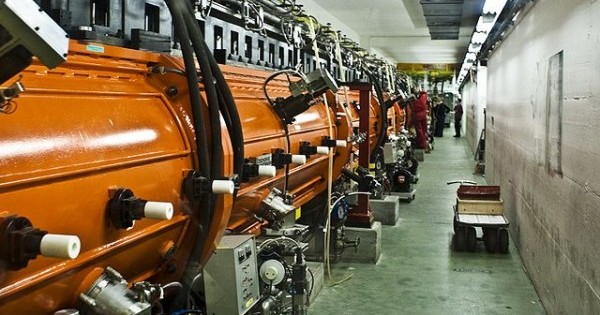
448,181 -> 510,254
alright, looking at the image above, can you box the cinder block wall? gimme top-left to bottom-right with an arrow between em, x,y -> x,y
486,0 -> 600,313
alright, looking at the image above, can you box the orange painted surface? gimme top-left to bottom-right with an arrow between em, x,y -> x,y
219,65 -> 351,233
0,40 -> 354,313
0,41 -> 233,313
384,93 -> 405,135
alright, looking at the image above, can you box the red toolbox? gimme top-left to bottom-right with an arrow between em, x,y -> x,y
457,185 -> 501,200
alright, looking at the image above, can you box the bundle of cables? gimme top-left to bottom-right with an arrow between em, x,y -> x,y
164,0 -> 244,311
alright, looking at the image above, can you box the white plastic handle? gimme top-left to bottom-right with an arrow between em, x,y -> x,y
258,165 -> 277,177
40,234 -> 81,259
335,140 -> 347,148
291,155 -> 307,164
316,146 -> 330,154
212,180 -> 235,194
144,201 -> 174,220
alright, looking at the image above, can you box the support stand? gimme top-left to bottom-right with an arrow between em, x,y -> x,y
345,82 -> 374,228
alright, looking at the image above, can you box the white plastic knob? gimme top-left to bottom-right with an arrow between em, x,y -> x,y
335,140 -> 347,148
258,165 -> 276,177
212,180 -> 235,194
40,234 -> 81,259
144,201 -> 174,220
316,146 -> 330,154
291,155 -> 306,164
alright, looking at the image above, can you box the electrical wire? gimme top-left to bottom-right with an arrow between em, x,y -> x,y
261,68 -> 307,194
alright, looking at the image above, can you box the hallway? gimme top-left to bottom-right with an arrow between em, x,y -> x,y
309,136 -> 546,314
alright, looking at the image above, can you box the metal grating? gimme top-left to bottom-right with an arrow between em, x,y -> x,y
421,0 -> 465,40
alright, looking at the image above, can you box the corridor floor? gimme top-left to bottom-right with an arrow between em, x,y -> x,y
308,136 -> 546,315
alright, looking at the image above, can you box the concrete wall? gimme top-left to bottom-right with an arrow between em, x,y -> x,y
462,80 -> 478,150
486,0 -> 600,313
462,64 -> 486,153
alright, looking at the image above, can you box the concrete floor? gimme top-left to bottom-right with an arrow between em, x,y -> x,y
309,136 -> 546,315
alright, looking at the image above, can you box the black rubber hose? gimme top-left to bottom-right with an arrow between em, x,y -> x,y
181,1 -> 245,177
177,0 -> 223,180
203,39 -> 246,177
365,70 -> 387,159
166,1 -> 213,310
166,1 -> 209,177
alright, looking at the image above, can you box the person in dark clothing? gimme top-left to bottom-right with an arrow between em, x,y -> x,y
433,99 -> 450,137
454,100 -> 464,137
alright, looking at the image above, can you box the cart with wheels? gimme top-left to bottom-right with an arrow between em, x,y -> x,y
448,180 -> 510,254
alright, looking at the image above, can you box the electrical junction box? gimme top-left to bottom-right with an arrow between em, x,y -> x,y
204,235 -> 260,315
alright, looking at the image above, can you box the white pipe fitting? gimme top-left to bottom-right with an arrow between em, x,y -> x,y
291,155 -> 306,165
40,234 -> 81,259
335,140 -> 347,148
212,180 -> 235,195
258,165 -> 277,177
316,146 -> 330,154
144,202 -> 174,220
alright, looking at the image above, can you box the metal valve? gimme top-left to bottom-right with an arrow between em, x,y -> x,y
343,236 -> 361,252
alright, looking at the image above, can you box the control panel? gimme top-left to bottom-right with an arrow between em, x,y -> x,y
204,235 -> 260,315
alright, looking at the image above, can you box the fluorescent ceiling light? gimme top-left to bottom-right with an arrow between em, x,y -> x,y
483,0 -> 508,14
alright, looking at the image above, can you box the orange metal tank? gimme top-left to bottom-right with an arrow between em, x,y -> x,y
0,41 -> 233,313
384,94 -> 405,135
220,66 -> 351,233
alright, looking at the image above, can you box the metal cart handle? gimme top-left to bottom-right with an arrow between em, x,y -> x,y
446,180 -> 477,186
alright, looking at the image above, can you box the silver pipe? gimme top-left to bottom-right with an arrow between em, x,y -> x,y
261,295 -> 276,315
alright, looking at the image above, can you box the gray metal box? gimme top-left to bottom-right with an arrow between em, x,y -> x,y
204,235 -> 260,315
383,142 -> 397,164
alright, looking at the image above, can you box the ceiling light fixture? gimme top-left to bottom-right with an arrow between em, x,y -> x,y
457,0 -> 507,86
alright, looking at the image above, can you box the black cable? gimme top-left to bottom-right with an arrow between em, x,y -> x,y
180,0 -> 245,178
364,70 -> 387,160
165,1 -> 213,310
165,1 -> 209,176
283,123 -> 291,193
178,0 -> 222,180
307,268 -> 315,298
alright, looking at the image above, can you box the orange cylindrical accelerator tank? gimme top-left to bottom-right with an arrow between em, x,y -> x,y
220,66 -> 351,233
384,94 -> 405,136
0,42 -> 233,313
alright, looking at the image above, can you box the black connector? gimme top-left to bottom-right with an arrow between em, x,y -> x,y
0,216 -> 47,270
299,141 -> 317,157
321,137 -> 340,148
107,188 -> 148,229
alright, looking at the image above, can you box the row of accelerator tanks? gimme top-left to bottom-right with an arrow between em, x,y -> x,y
0,41 -> 419,315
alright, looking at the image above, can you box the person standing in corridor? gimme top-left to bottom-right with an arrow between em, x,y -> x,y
412,87 -> 429,151
454,100 -> 463,137
433,98 -> 450,137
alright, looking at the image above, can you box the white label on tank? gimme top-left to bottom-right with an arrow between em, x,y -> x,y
256,154 -> 272,166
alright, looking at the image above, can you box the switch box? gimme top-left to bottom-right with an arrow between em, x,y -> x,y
204,235 -> 260,315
